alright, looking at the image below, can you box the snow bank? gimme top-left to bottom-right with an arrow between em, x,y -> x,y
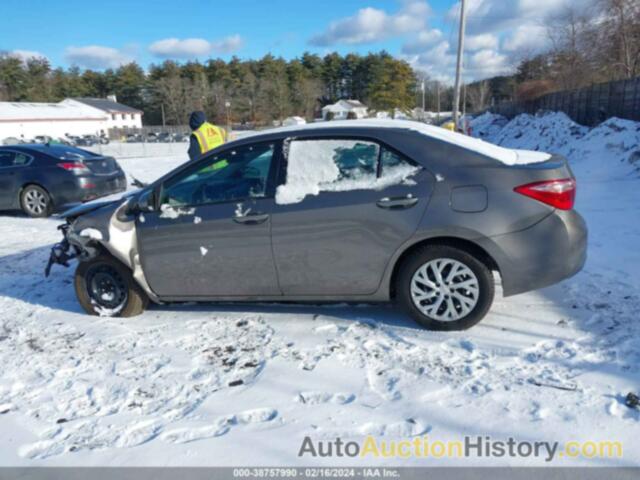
570,117 -> 640,174
488,112 -> 588,155
269,119 -> 548,166
469,112 -> 508,140
472,111 -> 640,175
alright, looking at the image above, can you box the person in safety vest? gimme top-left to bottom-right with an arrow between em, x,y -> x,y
188,111 -> 227,161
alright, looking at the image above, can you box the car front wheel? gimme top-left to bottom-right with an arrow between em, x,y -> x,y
20,185 -> 52,218
396,245 -> 495,330
74,254 -> 149,317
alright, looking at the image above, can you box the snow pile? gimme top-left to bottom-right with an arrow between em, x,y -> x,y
472,111 -> 640,174
469,112 -> 508,140
275,139 -> 419,205
485,112 -> 588,155
568,117 -> 640,175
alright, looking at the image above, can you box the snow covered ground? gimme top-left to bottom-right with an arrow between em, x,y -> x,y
0,115 -> 639,467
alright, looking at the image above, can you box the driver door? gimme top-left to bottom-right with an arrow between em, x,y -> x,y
136,141 -> 282,298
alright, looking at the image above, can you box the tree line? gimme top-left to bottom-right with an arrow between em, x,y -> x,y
0,52 -> 418,126
464,0 -> 640,112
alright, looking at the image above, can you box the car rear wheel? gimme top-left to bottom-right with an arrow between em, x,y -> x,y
396,245 -> 494,330
74,254 -> 149,317
20,185 -> 52,218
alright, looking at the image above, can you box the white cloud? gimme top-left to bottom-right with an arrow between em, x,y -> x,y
465,33 -> 498,52
403,0 -> 592,82
502,24 -> 548,52
406,39 -> 510,83
149,35 -> 244,58
447,0 -> 592,34
149,38 -> 211,58
210,35 -> 244,54
466,48 -> 510,77
406,40 -> 455,82
401,29 -> 443,54
65,45 -> 132,69
8,50 -> 47,63
309,0 -> 430,46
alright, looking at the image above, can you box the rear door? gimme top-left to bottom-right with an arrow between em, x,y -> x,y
271,137 -> 434,296
136,141 -> 282,298
0,150 -> 32,208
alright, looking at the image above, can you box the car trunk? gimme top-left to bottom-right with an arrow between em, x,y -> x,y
81,156 -> 119,175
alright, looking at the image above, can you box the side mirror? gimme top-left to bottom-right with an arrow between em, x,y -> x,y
126,189 -> 155,217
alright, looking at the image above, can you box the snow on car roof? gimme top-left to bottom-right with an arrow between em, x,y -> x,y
269,119 -> 550,165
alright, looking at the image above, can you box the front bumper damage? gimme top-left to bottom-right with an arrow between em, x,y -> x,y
45,223 -> 100,277
44,200 -> 160,303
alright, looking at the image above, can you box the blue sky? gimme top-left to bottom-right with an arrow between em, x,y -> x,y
2,0 -> 586,82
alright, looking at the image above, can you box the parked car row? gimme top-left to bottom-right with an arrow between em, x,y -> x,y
124,132 -> 188,143
2,134 -> 109,147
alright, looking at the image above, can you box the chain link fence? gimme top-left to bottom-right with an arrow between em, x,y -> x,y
485,76 -> 640,126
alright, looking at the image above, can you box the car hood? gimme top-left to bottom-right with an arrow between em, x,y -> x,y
60,190 -> 138,219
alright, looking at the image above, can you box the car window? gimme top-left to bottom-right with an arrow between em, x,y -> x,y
161,143 -> 275,207
0,151 -> 32,168
330,140 -> 379,180
276,138 -> 420,204
13,152 -> 32,166
282,138 -> 380,194
380,147 -> 420,179
0,151 -> 15,168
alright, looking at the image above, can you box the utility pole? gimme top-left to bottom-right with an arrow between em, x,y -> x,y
452,0 -> 467,130
160,103 -> 166,128
436,81 -> 441,123
421,77 -> 426,121
462,82 -> 467,118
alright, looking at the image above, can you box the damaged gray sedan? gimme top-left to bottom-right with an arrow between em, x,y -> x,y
46,121 -> 587,330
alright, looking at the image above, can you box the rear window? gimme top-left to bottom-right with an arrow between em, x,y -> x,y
44,146 -> 99,161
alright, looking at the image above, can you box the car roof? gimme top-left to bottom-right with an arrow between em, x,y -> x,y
0,144 -> 96,156
254,119 -> 523,165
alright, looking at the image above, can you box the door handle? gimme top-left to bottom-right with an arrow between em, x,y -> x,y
376,196 -> 418,209
233,212 -> 270,225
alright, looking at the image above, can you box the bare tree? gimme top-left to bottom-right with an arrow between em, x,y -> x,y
467,81 -> 491,112
595,0 -> 640,79
546,5 -> 593,89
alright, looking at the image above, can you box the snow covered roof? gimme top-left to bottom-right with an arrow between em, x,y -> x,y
70,98 -> 142,114
322,99 -> 368,112
0,101 -> 107,122
268,119 -> 550,165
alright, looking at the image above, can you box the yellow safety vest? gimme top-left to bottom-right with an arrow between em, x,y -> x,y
442,121 -> 456,132
193,122 -> 227,154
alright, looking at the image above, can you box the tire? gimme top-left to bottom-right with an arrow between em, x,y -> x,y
74,254 -> 149,317
20,184 -> 52,218
396,245 -> 495,331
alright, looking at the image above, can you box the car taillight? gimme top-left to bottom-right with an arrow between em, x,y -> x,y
57,162 -> 90,174
514,178 -> 576,210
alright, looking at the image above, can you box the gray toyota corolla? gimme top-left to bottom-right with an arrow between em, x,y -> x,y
46,120 -> 587,330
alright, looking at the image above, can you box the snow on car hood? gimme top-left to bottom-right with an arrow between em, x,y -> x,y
269,119 -> 551,166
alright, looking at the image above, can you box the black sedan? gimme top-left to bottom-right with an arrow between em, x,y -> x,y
0,145 -> 127,217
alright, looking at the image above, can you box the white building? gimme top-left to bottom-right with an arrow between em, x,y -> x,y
282,116 -> 306,126
62,96 -> 142,131
0,97 -> 143,142
0,101 -> 108,141
321,100 -> 368,120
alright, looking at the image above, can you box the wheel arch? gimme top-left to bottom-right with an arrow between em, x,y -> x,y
18,182 -> 55,214
388,236 -> 500,299
19,182 -> 54,204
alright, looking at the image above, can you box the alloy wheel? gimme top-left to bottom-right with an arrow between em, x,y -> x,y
410,258 -> 480,321
23,188 -> 48,215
